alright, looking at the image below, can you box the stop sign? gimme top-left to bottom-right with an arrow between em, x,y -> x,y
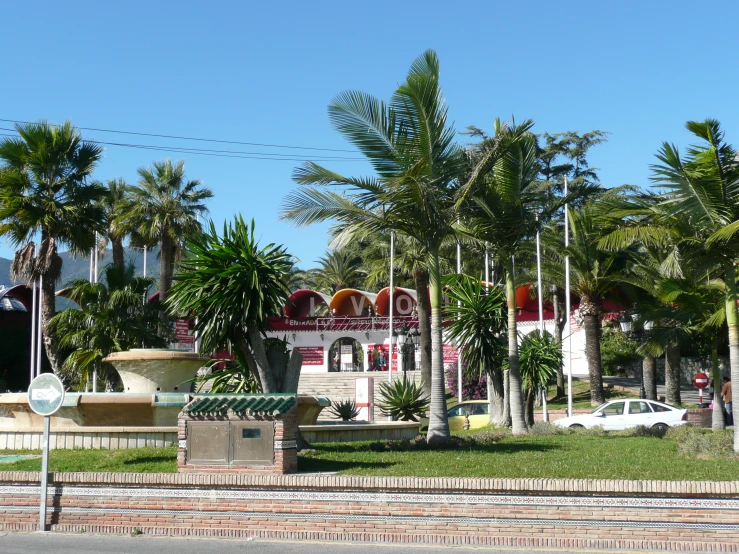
693,372 -> 709,389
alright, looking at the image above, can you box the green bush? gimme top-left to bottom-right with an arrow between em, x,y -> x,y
666,425 -> 736,459
377,377 -> 429,422
600,328 -> 640,376
529,421 -> 569,436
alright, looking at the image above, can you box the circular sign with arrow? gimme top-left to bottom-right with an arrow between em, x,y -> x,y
27,374 -> 65,416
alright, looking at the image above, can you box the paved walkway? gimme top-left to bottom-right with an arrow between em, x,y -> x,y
0,532 -> 656,554
603,376 -> 707,404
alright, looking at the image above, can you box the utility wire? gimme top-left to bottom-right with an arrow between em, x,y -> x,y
0,117 -> 357,153
0,130 -> 363,163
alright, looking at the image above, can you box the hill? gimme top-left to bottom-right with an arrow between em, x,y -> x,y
0,247 -> 161,288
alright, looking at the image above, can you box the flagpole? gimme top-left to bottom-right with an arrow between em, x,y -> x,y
456,236 -> 462,403
564,176 -> 573,417
388,232 -> 395,388
536,214 -> 548,422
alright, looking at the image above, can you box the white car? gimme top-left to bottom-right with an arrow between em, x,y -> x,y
554,399 -> 688,431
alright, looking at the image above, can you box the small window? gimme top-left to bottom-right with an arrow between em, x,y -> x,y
629,401 -> 652,414
602,402 -> 625,416
649,402 -> 672,412
448,405 -> 465,417
242,428 -> 261,439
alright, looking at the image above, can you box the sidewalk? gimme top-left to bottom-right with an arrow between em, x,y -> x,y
603,376 -> 706,405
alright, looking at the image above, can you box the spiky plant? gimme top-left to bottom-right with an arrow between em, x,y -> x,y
328,399 -> 361,421
377,377 -> 429,422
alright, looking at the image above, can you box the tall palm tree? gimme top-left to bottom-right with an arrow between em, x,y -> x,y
0,120 -> 105,375
281,50 -> 470,444
95,178 -> 132,268
542,201 -> 630,406
122,159 -> 212,303
648,119 -> 739,448
308,249 -> 365,294
456,119 -> 545,434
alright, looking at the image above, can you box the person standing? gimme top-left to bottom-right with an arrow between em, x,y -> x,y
721,375 -> 733,426
371,347 -> 380,371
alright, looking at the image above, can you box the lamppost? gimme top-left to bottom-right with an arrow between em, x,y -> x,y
394,323 -> 420,378
618,313 -> 653,399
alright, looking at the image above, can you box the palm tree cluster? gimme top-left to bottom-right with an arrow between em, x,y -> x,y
0,121 -> 212,386
281,49 -> 739,450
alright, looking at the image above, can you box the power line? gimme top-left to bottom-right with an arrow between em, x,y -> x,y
0,117 -> 357,153
0,130 -> 364,163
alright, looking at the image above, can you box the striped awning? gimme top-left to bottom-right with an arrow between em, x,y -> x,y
184,394 -> 296,417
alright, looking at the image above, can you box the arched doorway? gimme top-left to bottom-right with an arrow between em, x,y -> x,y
327,337 -> 364,372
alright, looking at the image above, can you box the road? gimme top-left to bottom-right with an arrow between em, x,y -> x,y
0,532 -> 650,554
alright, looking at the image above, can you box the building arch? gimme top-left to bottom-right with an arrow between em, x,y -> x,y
375,287 -> 417,317
284,289 -> 331,318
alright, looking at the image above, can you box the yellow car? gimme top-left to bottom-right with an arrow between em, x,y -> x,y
420,400 -> 491,432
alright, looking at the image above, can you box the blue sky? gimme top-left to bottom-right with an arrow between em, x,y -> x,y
2,1 -> 738,269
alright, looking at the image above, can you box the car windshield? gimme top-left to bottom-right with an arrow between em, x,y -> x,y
590,403 -> 608,414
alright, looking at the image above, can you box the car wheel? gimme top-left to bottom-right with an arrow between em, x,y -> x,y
652,423 -> 669,432
569,424 -> 584,429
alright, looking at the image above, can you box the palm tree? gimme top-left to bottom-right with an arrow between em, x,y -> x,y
541,201 -> 630,406
95,178 -> 132,268
167,216 -> 302,393
456,119 -> 545,434
123,159 -> 212,303
307,249 -> 365,293
281,50 -> 471,444
649,119 -> 739,448
0,120 -> 106,375
48,262 -> 165,388
443,273 -> 507,424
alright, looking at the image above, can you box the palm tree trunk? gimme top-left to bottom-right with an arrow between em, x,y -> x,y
552,287 -> 565,397
580,295 -> 605,406
159,231 -> 175,303
724,263 -> 739,451
502,370 -> 511,427
643,355 -> 657,401
414,269 -> 432,399
664,342 -> 682,405
111,236 -> 125,267
524,389 -> 535,427
40,267 -> 64,375
426,251 -> 450,444
711,342 -> 725,430
505,259 -> 527,434
488,370 -> 506,426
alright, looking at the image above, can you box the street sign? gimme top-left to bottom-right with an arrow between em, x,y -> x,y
27,374 -> 65,416
27,373 -> 64,532
693,372 -> 709,390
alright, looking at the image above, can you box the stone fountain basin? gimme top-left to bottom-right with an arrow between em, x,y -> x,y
0,393 -> 330,429
103,350 -> 210,393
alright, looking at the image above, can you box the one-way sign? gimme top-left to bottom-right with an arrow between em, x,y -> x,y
27,374 -> 65,416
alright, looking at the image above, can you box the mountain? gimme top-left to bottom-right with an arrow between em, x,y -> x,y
0,247 -> 161,288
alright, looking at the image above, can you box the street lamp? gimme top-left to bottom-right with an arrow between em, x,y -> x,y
396,324 -> 408,377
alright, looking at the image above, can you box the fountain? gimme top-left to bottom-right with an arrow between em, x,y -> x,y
0,348 -> 330,450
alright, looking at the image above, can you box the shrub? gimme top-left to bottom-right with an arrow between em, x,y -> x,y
328,399 -> 360,421
447,371 -> 488,400
571,425 -> 607,436
377,377 -> 429,421
666,425 -> 736,459
529,421 -> 569,436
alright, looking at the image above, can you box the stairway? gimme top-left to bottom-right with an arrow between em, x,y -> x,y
298,371 -> 423,420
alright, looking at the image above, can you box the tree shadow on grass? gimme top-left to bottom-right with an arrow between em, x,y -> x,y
304,441 -> 559,455
122,455 -> 175,466
298,457 -> 395,473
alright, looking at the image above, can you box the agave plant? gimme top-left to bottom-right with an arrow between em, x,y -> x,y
377,377 -> 429,422
328,399 -> 361,421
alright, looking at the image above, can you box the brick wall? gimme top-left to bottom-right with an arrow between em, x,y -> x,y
0,472 -> 737,551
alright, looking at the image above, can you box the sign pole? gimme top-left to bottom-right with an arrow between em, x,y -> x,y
39,415 -> 50,531
27,373 -> 65,533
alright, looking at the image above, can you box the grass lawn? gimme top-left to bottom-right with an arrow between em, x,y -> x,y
299,433 -> 739,481
0,447 -> 177,473
1,431 -> 737,481
545,378 -> 636,410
